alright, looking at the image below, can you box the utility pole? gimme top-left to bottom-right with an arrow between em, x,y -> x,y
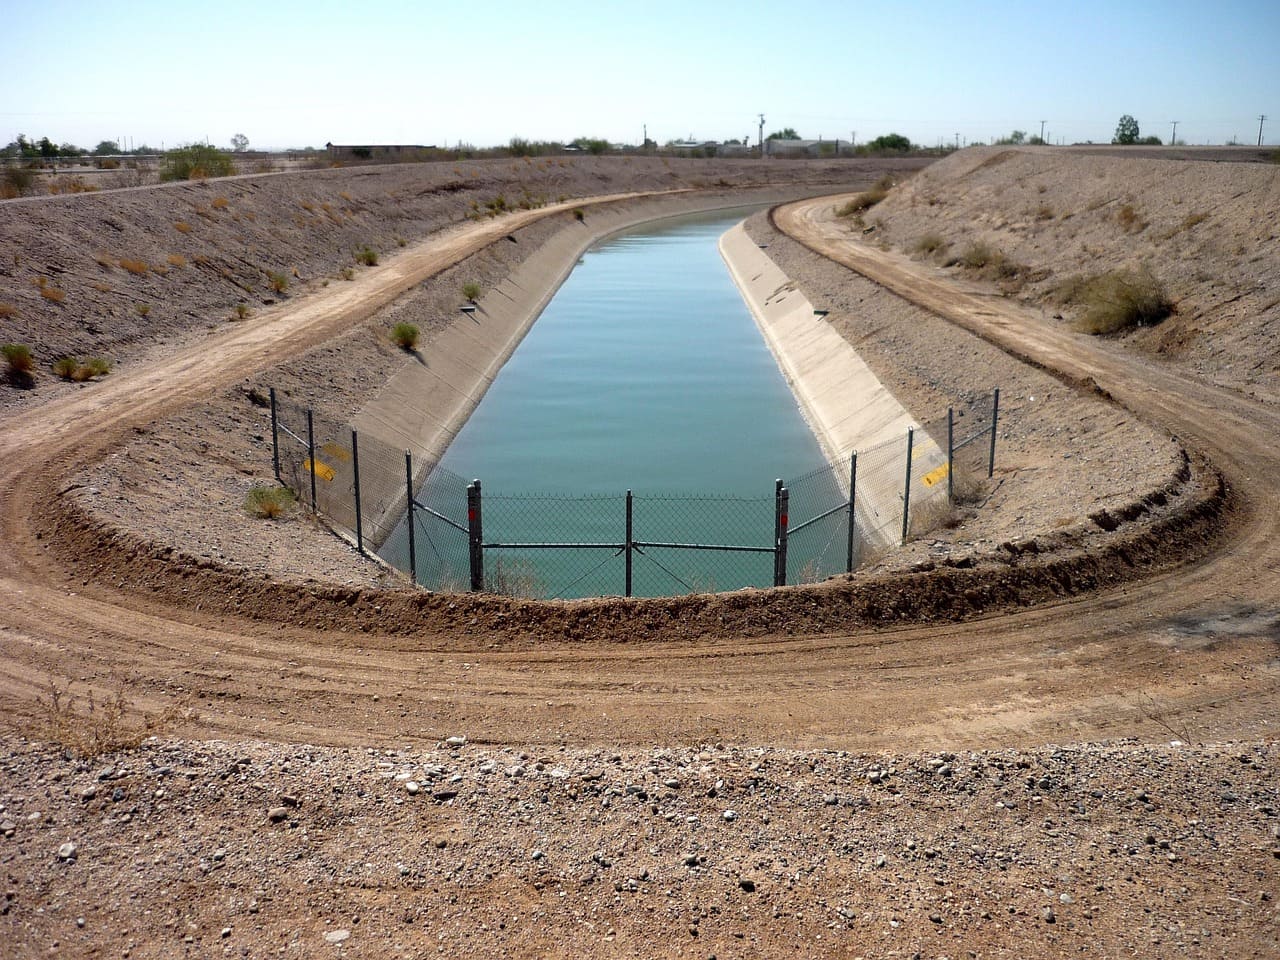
954,132 -> 960,150
1039,119 -> 1046,142
642,123 -> 647,148
758,113 -> 765,158
1259,115 -> 1268,146
1170,120 -> 1178,146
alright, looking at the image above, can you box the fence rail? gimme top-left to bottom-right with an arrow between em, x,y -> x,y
268,387 -> 999,599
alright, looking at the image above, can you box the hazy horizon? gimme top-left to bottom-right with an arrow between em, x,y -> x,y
3,0 -> 1276,152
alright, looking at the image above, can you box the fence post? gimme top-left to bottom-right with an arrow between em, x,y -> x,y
947,407 -> 955,504
468,480 -> 484,593
624,489 -> 633,598
988,386 -> 1000,478
901,427 -> 915,543
773,479 -> 790,587
404,451 -> 417,586
778,485 -> 790,587
269,387 -> 280,482
846,451 -> 858,573
306,408 -> 317,513
351,429 -> 364,555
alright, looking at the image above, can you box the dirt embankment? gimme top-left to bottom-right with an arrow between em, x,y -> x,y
862,146 -> 1280,404
0,155 -> 922,412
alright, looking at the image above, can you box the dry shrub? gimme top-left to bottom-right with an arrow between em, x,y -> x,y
1067,267 -> 1173,335
40,285 -> 67,303
94,252 -> 114,269
1035,204 -> 1054,220
119,258 -> 149,275
52,355 -> 78,379
47,176 -> 97,195
911,233 -> 949,258
267,271 -> 288,294
0,302 -> 16,318
166,253 -> 186,268
211,196 -> 230,209
391,322 -> 420,350
38,678 -> 191,759
135,303 -> 151,317
355,246 -> 378,266
244,485 -> 295,518
1115,203 -> 1146,234
837,174 -> 896,216
949,242 -> 1023,281
3,342 -> 34,374
174,221 -> 193,233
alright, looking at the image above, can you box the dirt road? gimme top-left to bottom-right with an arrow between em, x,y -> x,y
1,194 -> 1278,755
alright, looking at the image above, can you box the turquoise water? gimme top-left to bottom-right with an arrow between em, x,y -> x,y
382,207 -> 848,597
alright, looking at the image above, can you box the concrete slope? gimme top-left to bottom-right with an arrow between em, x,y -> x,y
719,221 -> 948,546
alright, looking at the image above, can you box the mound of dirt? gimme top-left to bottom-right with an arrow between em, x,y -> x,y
862,146 -> 1280,404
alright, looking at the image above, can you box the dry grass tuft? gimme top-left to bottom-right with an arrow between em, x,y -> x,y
40,285 -> 67,303
1061,267 -> 1174,335
911,233 -> 949,258
211,196 -> 230,210
0,302 -> 16,319
174,221 -> 193,234
244,485 -> 295,519
1115,203 -> 1146,234
135,303 -> 151,317
166,253 -> 186,268
391,322 -> 420,350
37,678 -> 191,759
3,342 -> 34,374
119,258 -> 149,275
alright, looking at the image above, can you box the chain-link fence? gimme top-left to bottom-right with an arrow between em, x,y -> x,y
268,387 -> 1000,599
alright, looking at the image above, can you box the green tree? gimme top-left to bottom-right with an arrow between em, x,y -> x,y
866,132 -> 912,152
767,127 -> 800,140
230,133 -> 249,152
159,143 -> 236,181
1113,114 -> 1140,144
93,140 -> 120,155
572,137 -> 609,155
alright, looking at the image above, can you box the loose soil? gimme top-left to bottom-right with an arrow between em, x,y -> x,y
1,151 -> 1278,958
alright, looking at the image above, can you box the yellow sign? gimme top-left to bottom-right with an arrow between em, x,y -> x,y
920,463 -> 950,487
304,458 -> 335,482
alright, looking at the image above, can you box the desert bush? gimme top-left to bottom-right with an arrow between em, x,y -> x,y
0,303 -> 16,318
211,196 -> 230,210
1035,204 -> 1054,220
2,165 -> 37,198
355,246 -> 378,266
395,236 -> 407,247
39,285 -> 67,303
234,303 -> 250,320
159,144 -> 235,181
1068,267 -> 1173,334
52,356 -> 78,379
119,258 -> 149,275
135,303 -> 151,317
391,322 -> 420,350
84,357 -> 111,377
837,175 -> 895,216
174,221 -> 192,234
167,253 -> 186,268
3,343 -> 34,374
950,242 -> 1023,281
911,233 -> 949,257
267,271 -> 288,294
339,266 -> 355,281
1115,203 -> 1146,233
462,282 -> 482,301
244,485 -> 295,519
38,679 -> 185,759
572,207 -> 585,222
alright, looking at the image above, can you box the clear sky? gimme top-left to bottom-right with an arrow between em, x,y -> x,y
3,0 -> 1276,151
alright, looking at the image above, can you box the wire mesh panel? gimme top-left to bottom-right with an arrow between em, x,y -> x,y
482,494 -> 626,599
785,461 -> 851,583
379,464 -> 472,591
265,386 -> 1002,597
631,493 -> 776,596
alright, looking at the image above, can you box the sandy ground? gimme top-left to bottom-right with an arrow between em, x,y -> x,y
2,153 -> 1279,957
